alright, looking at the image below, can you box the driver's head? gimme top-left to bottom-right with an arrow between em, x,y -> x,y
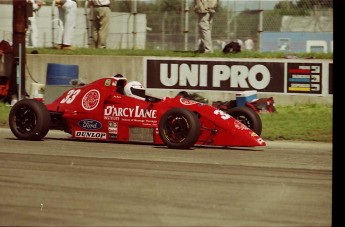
124,81 -> 146,100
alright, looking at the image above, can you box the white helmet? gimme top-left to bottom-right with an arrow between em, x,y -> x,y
124,81 -> 146,100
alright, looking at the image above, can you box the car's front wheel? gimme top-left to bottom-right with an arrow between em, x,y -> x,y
158,108 -> 200,149
226,106 -> 262,136
9,99 -> 51,140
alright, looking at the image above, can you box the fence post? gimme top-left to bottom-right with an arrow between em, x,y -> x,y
258,0 -> 263,52
184,0 -> 189,51
131,0 -> 137,49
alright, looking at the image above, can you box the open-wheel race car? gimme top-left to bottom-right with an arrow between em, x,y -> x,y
8,75 -> 266,149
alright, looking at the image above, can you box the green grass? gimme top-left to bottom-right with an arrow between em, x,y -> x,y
0,102 -> 333,142
27,48 -> 333,59
0,103 -> 10,126
260,104 -> 332,142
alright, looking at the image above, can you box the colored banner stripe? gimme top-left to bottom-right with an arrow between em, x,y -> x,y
291,74 -> 310,78
288,87 -> 311,92
289,69 -> 311,74
289,78 -> 310,82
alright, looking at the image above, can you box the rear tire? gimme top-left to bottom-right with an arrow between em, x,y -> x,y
158,108 -> 200,149
9,99 -> 50,140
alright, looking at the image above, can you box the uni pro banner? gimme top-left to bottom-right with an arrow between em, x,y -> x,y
146,59 -> 284,93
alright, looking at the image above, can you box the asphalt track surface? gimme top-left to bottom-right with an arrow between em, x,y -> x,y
0,128 -> 332,226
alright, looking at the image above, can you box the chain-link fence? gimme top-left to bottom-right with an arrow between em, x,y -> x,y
130,0 -> 333,52
0,0 -> 333,52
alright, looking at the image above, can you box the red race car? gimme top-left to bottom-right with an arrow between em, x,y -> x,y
8,75 -> 266,149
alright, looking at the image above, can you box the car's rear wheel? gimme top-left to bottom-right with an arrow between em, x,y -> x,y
9,99 -> 51,140
158,108 -> 200,149
226,106 -> 262,136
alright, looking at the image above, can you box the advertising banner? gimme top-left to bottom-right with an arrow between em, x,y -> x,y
146,59 -> 284,93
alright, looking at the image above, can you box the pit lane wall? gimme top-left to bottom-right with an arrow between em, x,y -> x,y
25,55 -> 333,106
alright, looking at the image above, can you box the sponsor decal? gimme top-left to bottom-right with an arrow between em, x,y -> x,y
108,122 -> 118,134
109,134 -> 117,140
78,119 -> 102,130
75,131 -> 107,139
82,89 -> 100,111
104,79 -> 111,86
234,120 -> 249,131
256,137 -> 265,145
104,105 -> 157,118
251,132 -> 259,137
104,115 -> 120,121
179,97 -> 198,105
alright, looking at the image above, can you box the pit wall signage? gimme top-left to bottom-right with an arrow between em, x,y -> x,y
287,63 -> 322,94
146,59 -> 333,95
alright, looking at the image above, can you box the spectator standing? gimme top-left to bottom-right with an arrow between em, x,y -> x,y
55,0 -> 77,50
26,0 -> 43,47
88,0 -> 111,48
194,0 -> 218,53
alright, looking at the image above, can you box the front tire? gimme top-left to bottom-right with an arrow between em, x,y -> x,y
227,106 -> 262,136
158,108 -> 200,149
9,99 -> 51,140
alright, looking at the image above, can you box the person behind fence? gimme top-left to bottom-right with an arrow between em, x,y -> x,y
55,0 -> 77,50
88,0 -> 111,48
194,0 -> 218,53
26,0 -> 43,48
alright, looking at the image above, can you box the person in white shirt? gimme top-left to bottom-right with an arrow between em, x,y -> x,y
55,0 -> 77,50
26,0 -> 43,47
88,0 -> 111,48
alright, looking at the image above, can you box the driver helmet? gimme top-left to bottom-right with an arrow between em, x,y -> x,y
124,81 -> 146,100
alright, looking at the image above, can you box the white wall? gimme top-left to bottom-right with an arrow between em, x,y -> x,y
0,4 -> 147,49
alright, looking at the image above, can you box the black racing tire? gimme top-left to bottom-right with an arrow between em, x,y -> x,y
158,108 -> 200,149
226,106 -> 262,136
9,99 -> 51,140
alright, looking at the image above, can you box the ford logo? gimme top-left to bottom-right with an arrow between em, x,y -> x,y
78,119 -> 102,130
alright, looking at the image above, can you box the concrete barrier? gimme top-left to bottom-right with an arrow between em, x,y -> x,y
25,54 -> 333,106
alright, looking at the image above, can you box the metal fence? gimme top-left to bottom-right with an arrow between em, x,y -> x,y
0,0 -> 333,52
135,0 -> 333,52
